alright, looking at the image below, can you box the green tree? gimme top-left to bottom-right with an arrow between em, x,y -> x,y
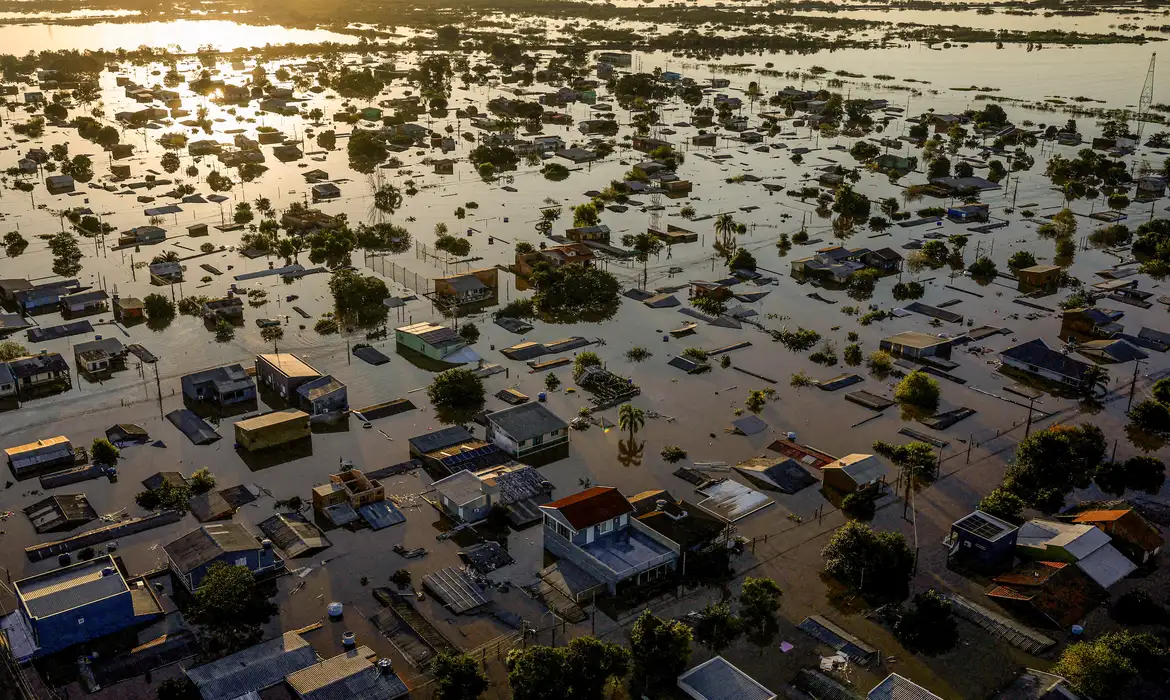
188,467 -> 216,495
1008,250 -> 1037,270
544,372 -> 561,392
821,520 -> 914,599
572,351 -> 602,381
507,638 -> 628,700
894,589 -> 958,654
328,270 -> 388,326
432,651 -> 488,700
618,403 -> 645,441
873,440 -> 936,482
629,611 -> 692,696
427,368 -> 486,424
728,247 -> 757,271
190,563 -> 277,658
977,487 -> 1025,522
1053,632 -> 1166,698
1129,398 -> 1170,435
1079,365 -> 1110,403
156,677 -> 199,700
459,323 -> 480,344
0,340 -> 28,362
691,601 -> 743,654
1003,424 -> 1106,512
660,445 -> 687,463
739,577 -> 783,648
91,437 -> 120,465
967,256 -> 997,278
894,370 -> 941,413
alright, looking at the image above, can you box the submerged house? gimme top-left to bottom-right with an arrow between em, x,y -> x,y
181,364 -> 256,406
1071,508 -> 1163,564
485,402 -> 569,463
880,331 -> 953,360
432,462 -> 553,525
7,555 -> 163,660
947,510 -> 1019,569
256,353 -> 322,401
540,486 -> 678,596
1016,519 -> 1136,589
8,353 -> 70,395
395,322 -> 479,364
1062,307 -> 1124,338
164,523 -> 280,592
434,268 -> 498,306
999,339 -> 1094,390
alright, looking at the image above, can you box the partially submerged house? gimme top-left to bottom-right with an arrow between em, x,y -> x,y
434,268 -> 498,306
820,454 -> 887,494
999,339 -> 1095,390
4,436 -> 74,476
202,294 -> 244,321
988,560 -> 1102,628
1016,519 -> 1137,589
7,352 -> 70,395
540,486 -> 678,596
181,364 -> 256,406
312,467 -> 385,514
1063,307 -> 1124,338
678,656 -> 777,700
879,331 -> 952,360
73,337 -> 127,378
59,290 -> 109,316
296,375 -> 348,418
234,409 -> 311,451
256,353 -> 322,401
7,555 -> 163,660
485,402 -> 569,463
432,462 -> 553,525
629,489 -> 728,552
395,322 -> 479,364
1072,508 -> 1163,564
164,522 -> 280,592
515,242 -> 595,276
947,510 -> 1020,569
285,646 -> 409,700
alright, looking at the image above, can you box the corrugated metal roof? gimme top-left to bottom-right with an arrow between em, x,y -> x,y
185,632 -> 317,700
677,656 -> 776,700
867,674 -> 943,700
164,523 -> 260,573
16,556 -> 127,619
432,470 -> 485,507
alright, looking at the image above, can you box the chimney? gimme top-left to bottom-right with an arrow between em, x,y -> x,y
377,658 -> 393,675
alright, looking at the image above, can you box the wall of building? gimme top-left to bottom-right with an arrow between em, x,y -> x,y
30,590 -> 135,655
543,525 -> 621,594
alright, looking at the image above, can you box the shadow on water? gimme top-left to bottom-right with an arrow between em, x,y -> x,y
617,437 -> 644,467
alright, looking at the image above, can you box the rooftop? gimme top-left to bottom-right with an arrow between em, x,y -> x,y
186,631 -> 317,700
259,353 -> 320,379
868,674 -> 943,700
1017,519 -> 1110,559
432,470 -> 485,508
1001,339 -> 1092,382
823,454 -> 887,483
677,656 -> 776,700
409,426 -> 476,455
236,408 -> 310,431
396,321 -> 464,348
285,647 -> 409,700
580,527 -> 675,576
883,331 -> 951,349
487,402 -> 568,442
15,555 -> 128,619
298,375 -> 346,402
164,522 -> 261,574
544,486 -> 633,530
954,510 -> 1018,542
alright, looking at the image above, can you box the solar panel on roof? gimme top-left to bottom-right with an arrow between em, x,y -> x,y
958,512 -> 1006,539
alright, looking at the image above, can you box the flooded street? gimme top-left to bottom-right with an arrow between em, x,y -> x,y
0,9 -> 1167,700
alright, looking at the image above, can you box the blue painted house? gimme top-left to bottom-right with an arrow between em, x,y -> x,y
180,364 -> 256,406
947,510 -> 1019,569
164,523 -> 280,593
540,486 -> 678,597
8,555 -> 163,660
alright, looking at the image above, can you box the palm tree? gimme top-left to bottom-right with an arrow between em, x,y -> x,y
373,183 -> 402,215
1080,365 -> 1110,403
714,213 -> 736,248
618,403 -> 645,441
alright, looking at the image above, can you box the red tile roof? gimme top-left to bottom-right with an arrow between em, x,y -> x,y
544,486 -> 633,530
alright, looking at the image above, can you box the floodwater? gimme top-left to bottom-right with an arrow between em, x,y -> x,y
0,16 -> 1168,699
0,19 -> 359,53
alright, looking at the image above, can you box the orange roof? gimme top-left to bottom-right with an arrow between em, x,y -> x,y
544,486 -> 633,530
1072,509 -> 1131,523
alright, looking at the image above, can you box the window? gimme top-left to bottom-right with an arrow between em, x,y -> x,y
597,520 -> 612,535
235,557 -> 248,567
77,617 -> 85,625
533,434 -> 544,446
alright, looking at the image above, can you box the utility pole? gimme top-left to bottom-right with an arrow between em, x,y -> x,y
1127,358 -> 1147,412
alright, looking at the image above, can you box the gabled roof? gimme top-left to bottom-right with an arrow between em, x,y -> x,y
164,523 -> 260,574
1017,519 -> 1110,559
1000,339 -> 1092,382
822,454 -> 886,484
185,631 -> 317,700
868,674 -> 943,700
677,656 -> 776,700
286,647 -> 409,700
542,486 -> 633,530
1072,509 -> 1131,523
432,470 -> 485,507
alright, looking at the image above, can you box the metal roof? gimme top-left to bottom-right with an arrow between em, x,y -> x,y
235,408 -> 310,431
823,454 -> 888,486
285,647 -> 408,700
408,426 -> 475,455
1075,544 -> 1137,589
867,674 -> 943,700
486,402 -> 567,442
543,487 -> 633,530
258,353 -> 320,379
185,631 -> 317,700
258,513 -> 331,558
953,511 -> 1016,542
164,523 -> 261,574
297,375 -> 346,402
432,470 -> 485,507
16,555 -> 128,619
396,322 -> 462,348
677,656 -> 776,700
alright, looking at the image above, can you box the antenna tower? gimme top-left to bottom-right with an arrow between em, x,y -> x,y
1136,53 -> 1156,143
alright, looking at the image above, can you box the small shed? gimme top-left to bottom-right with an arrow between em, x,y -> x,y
23,494 -> 97,533
1016,264 -> 1061,289
234,409 -> 311,451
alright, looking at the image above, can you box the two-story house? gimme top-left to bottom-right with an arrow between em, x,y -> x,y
164,523 -> 281,592
540,486 -> 678,597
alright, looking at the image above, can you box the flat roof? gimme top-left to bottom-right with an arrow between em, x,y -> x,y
580,528 -> 674,576
883,331 -> 951,349
5,436 -> 71,457
236,408 -> 310,431
16,555 -> 128,619
258,353 -> 320,378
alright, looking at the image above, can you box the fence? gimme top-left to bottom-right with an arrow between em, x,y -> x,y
364,252 -> 433,296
